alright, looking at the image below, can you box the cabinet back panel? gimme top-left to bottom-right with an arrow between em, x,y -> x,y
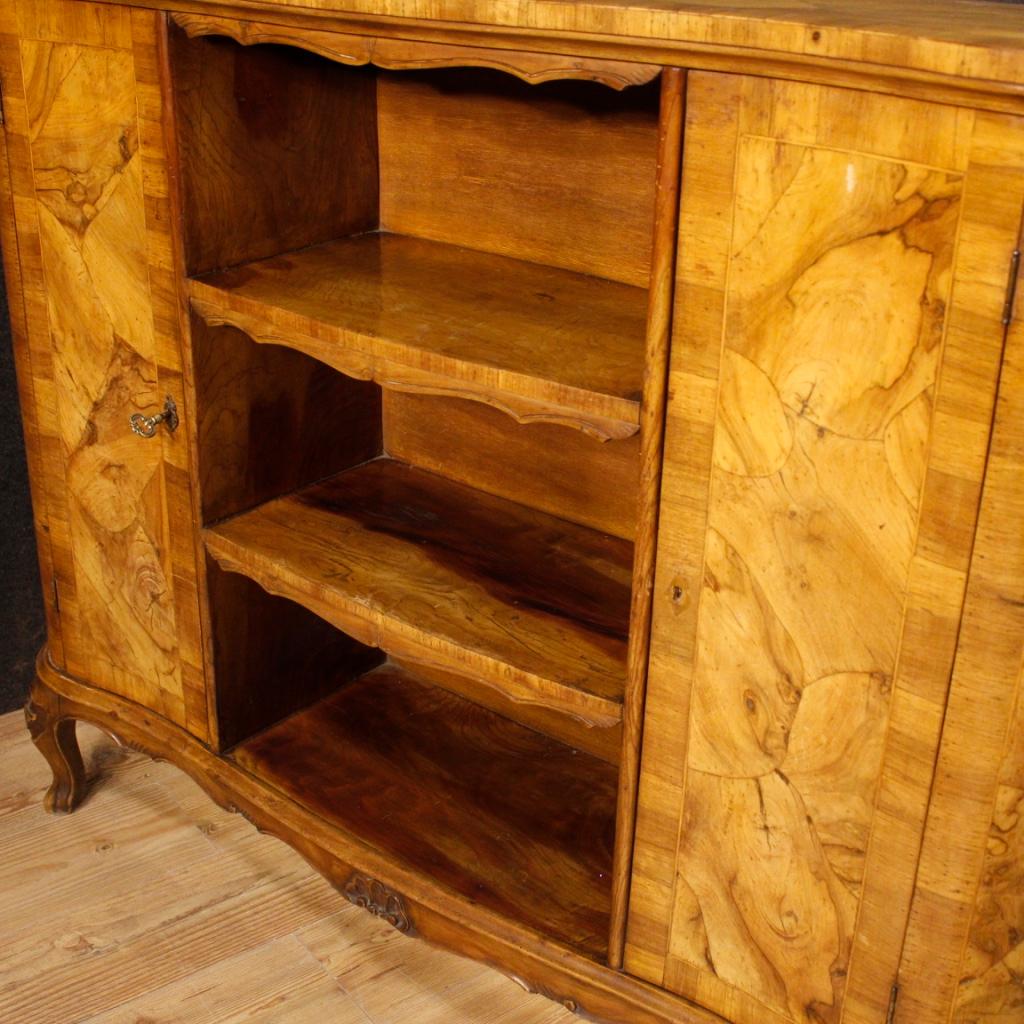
383,391 -> 639,540
170,27 -> 380,276
377,70 -> 660,288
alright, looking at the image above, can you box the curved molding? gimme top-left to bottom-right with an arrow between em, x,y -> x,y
30,649 -> 717,1024
190,299 -> 639,443
171,13 -> 661,91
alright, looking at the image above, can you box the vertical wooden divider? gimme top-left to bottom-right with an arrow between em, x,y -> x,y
608,66 -> 685,970
143,9 -> 220,744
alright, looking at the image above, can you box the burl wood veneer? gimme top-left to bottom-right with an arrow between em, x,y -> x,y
4,3 -> 1024,1024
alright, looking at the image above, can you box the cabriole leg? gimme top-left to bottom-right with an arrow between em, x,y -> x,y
24,675 -> 87,814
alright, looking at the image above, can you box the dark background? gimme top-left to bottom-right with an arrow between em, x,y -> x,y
0,276 -> 45,714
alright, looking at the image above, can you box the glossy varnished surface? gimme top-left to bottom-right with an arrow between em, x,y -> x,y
32,0 -> 1024,108
0,707 -> 582,1024
204,458 -> 633,728
234,663 -> 617,959
24,657 -> 717,1024
627,73 -> 1024,1024
901,174 -> 1024,1024
34,0 -> 1024,98
192,318 -> 382,525
189,232 -> 647,439
6,5 -> 201,730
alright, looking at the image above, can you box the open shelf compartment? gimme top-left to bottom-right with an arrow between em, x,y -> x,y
170,24 -> 663,440
189,233 -> 647,440
232,660 -> 617,960
204,457 -> 633,731
174,22 -> 677,966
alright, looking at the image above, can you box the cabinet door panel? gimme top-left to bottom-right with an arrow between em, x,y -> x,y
626,72 -> 1024,1024
3,1 -> 206,734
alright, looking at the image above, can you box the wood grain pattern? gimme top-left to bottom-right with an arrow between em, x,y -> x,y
6,5 -> 1024,1024
0,2 -> 65,667
171,12 -> 661,90
378,69 -> 660,288
75,0 -> 1024,95
627,72 -> 1023,1024
609,66 -> 685,970
169,23 -> 379,276
23,653 -> 723,1024
234,662 -> 618,959
44,0 -> 1024,108
192,316 -> 381,524
389,656 -> 622,764
15,12 -> 193,728
0,706 -> 587,1024
954,780 -> 1024,1024
16,0 -> 132,49
383,391 -> 640,542
130,8 -> 210,743
897,144 -> 1024,1024
204,458 -> 633,730
189,233 -> 647,440
206,561 -> 385,750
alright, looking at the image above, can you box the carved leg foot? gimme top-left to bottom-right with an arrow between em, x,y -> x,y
24,676 -> 87,814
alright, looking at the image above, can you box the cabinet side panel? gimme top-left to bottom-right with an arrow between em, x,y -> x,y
900,116 -> 1024,1023
951,667 -> 1024,1024
17,6 -> 189,725
852,110 -> 1024,1024
628,73 -> 1018,1024
0,5 -> 64,666
951,627 -> 1024,1022
169,24 -> 380,277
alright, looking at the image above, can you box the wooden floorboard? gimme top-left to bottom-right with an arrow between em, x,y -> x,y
0,710 -> 575,1024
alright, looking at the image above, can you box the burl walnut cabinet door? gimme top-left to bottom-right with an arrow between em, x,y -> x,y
626,72 -> 1024,1024
0,1 -> 206,736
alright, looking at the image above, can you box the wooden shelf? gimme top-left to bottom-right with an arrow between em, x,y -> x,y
203,458 -> 632,729
188,232 -> 647,440
232,662 -> 617,958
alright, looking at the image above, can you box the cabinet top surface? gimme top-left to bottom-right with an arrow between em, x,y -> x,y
76,0 -> 1024,90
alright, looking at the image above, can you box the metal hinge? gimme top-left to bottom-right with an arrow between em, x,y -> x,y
1003,248 -> 1021,326
886,982 -> 900,1024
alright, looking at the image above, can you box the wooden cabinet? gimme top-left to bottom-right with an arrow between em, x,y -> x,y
626,71 -> 1024,1024
2,3 -> 1023,1024
0,2 -> 207,738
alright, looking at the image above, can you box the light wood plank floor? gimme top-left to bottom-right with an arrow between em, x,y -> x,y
0,709 -> 577,1024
